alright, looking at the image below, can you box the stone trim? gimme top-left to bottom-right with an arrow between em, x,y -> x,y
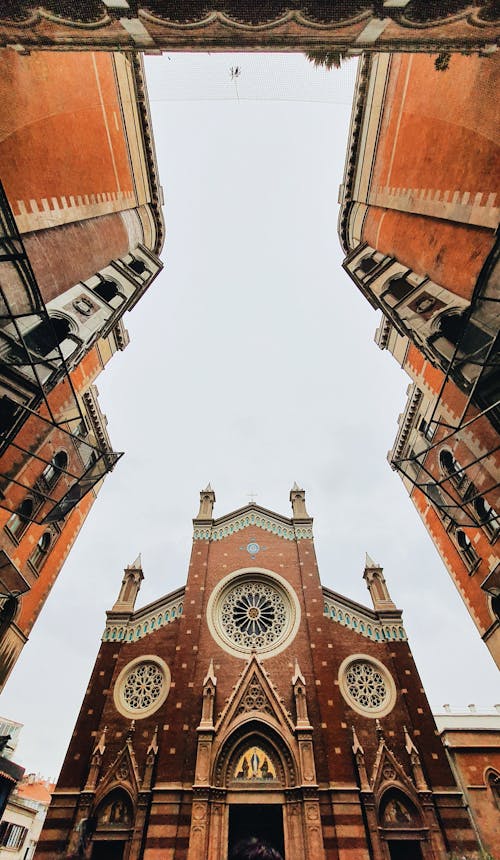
102,590 -> 184,642
323,591 -> 407,643
369,185 -> 499,229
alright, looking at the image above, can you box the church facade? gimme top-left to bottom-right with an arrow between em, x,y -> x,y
37,487 -> 481,859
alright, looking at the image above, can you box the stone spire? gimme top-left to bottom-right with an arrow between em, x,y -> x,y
363,555 -> 397,612
289,482 -> 310,519
111,555 -> 144,612
195,483 -> 216,521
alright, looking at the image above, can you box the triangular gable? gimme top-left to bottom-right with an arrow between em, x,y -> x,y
370,738 -> 418,801
193,503 -> 312,543
93,733 -> 142,806
214,654 -> 295,737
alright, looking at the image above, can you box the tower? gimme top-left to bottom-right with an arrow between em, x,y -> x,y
37,487 -> 479,860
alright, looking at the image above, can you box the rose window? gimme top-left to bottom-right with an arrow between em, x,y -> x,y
208,571 -> 300,658
122,662 -> 164,711
338,656 -> 396,717
220,581 -> 287,650
345,661 -> 387,709
114,656 -> 170,719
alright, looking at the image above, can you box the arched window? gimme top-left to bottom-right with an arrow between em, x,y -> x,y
128,257 -> 149,276
455,528 -> 479,570
41,450 -> 68,490
439,448 -> 465,490
24,316 -> 72,357
429,310 -> 491,369
473,495 -> 499,540
94,278 -> 119,303
6,498 -> 34,540
30,531 -> 52,570
355,256 -> 378,278
382,275 -> 415,306
487,771 -> 500,810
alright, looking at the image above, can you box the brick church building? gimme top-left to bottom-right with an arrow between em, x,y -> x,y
37,487 -> 480,859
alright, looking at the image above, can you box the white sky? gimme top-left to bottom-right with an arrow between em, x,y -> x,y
1,53 -> 498,780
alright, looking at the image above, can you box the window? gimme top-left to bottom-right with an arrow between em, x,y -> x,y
94,278 -> 119,303
455,528 -> 479,571
128,257 -> 149,276
355,255 -> 378,278
382,275 -> 415,306
41,450 -> 68,490
24,316 -> 72,357
114,655 -> 170,719
488,771 -> 500,809
429,310 -> 492,368
473,495 -> 499,540
30,530 -> 52,570
6,497 -> 34,540
0,822 -> 28,849
439,448 -> 465,490
207,571 -> 300,658
338,654 -> 396,718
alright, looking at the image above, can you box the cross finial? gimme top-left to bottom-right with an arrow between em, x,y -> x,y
247,489 -> 258,504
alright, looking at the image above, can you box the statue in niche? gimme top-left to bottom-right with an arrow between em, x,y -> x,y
382,797 -> 414,826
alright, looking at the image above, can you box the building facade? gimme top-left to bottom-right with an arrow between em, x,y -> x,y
338,51 -> 499,667
434,706 -> 500,858
0,2 -> 498,54
0,774 -> 55,860
0,49 -> 164,689
37,487 -> 481,859
0,718 -> 25,820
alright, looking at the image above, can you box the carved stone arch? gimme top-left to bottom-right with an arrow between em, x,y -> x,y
213,718 -> 298,789
377,786 -> 424,829
93,786 -> 135,830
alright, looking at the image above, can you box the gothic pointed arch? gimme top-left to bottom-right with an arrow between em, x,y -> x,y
213,717 -> 298,790
94,787 -> 134,831
92,732 -> 141,812
378,787 -> 423,829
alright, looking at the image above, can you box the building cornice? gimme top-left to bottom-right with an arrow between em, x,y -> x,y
337,53 -> 372,254
129,52 -> 165,256
322,586 -> 406,643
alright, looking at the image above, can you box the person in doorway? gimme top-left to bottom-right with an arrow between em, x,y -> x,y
229,836 -> 284,860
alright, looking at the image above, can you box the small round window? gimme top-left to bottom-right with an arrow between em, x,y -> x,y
338,654 -> 396,718
113,655 -> 170,719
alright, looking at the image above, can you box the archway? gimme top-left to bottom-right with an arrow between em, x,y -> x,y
90,788 -> 134,860
378,789 -> 425,860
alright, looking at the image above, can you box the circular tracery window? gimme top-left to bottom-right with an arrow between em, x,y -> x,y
207,569 -> 300,658
338,655 -> 396,718
221,581 -> 287,649
113,655 -> 170,719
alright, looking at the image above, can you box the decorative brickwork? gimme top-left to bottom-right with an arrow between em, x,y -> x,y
36,489 -> 480,860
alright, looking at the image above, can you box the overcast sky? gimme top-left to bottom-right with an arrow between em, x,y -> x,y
1,52 -> 498,780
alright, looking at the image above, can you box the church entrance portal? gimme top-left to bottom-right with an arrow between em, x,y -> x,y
387,840 -> 423,860
228,804 -> 285,858
90,840 -> 126,860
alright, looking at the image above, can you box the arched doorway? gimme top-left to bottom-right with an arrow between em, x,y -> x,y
378,789 -> 425,860
226,740 -> 285,858
90,788 -> 134,860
